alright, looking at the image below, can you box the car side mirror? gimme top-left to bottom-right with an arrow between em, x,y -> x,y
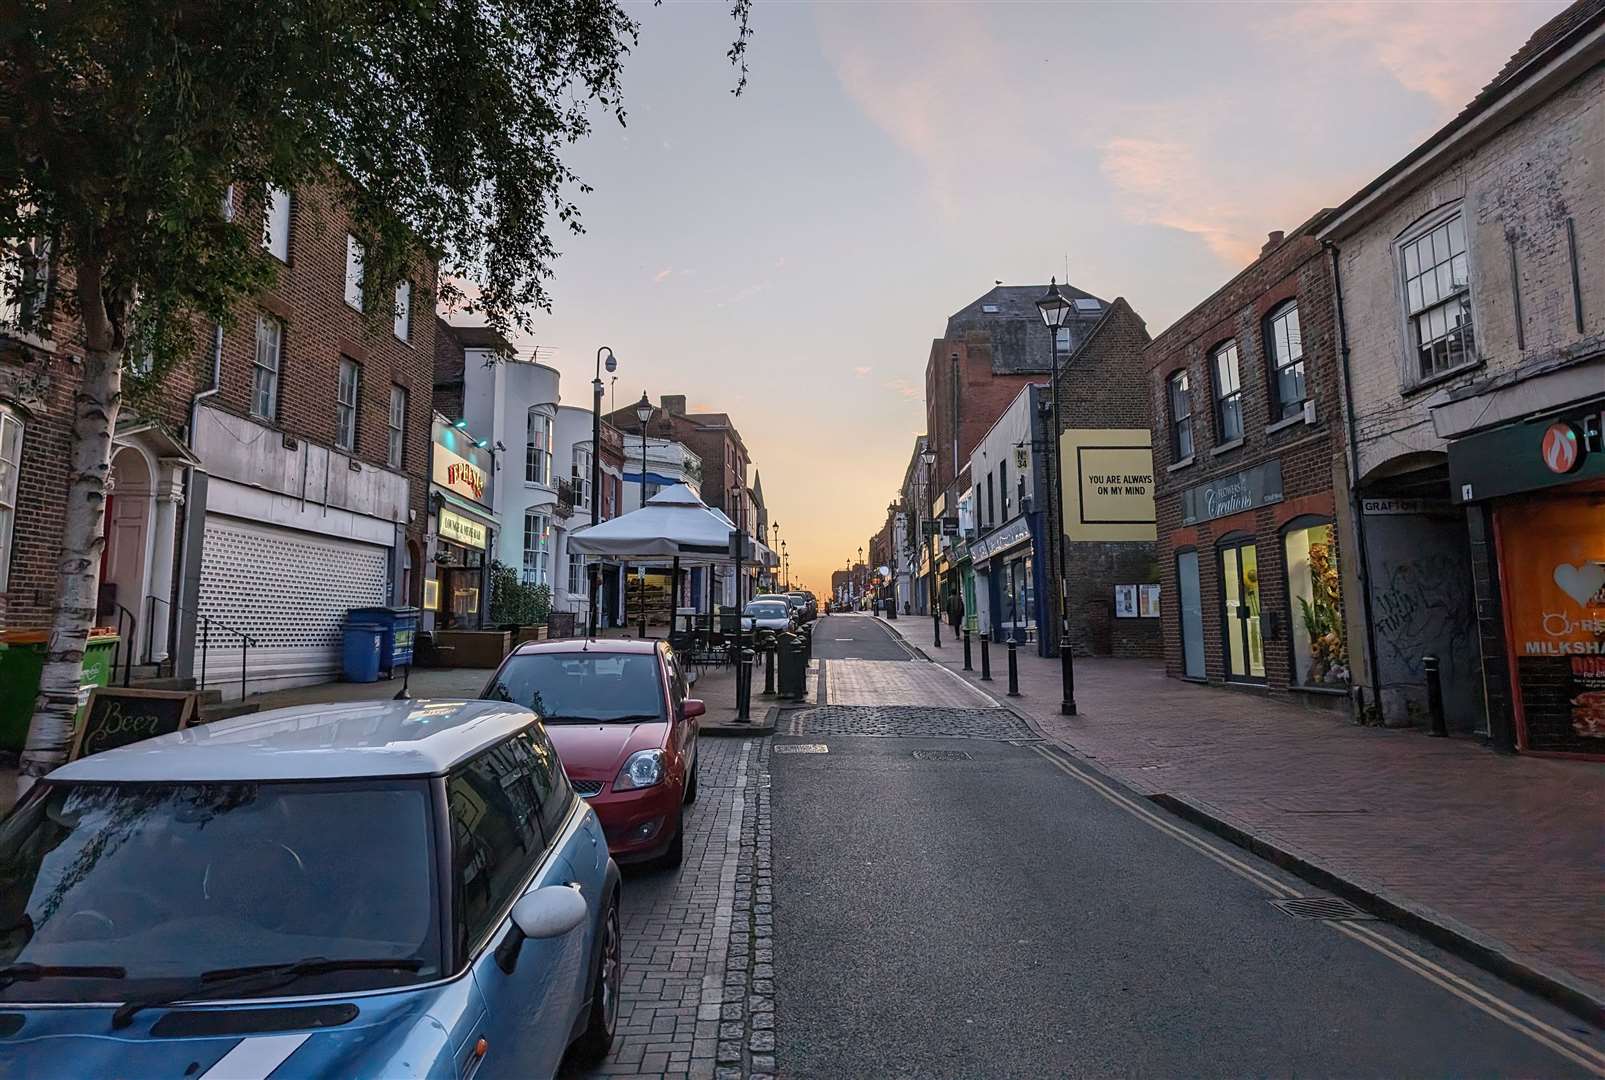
511,886 -> 587,940
683,699 -> 706,720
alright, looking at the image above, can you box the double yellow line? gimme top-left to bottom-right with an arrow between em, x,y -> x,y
1028,743 -> 1605,1076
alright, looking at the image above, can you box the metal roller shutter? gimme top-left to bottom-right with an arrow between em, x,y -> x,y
196,515 -> 389,690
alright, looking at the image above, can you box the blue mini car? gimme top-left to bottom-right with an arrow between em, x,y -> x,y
0,699 -> 622,1078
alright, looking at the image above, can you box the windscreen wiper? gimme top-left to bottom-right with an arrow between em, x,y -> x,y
110,956 -> 422,1029
0,962 -> 126,989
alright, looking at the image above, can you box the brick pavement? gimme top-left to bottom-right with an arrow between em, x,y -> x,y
873,615 -> 1605,1008
565,735 -> 775,1080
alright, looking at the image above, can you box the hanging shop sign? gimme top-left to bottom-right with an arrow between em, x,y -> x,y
432,443 -> 491,505
1061,429 -> 1156,541
1449,399 -> 1605,503
1180,460 -> 1284,525
438,508 -> 488,550
1495,495 -> 1605,754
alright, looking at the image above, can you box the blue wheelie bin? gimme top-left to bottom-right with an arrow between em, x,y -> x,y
341,625 -> 383,683
346,606 -> 419,678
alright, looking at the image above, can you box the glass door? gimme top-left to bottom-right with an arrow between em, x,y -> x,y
1177,551 -> 1205,679
1219,540 -> 1265,682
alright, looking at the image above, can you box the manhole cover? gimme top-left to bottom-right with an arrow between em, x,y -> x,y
1271,896 -> 1374,921
911,750 -> 972,761
774,743 -> 829,754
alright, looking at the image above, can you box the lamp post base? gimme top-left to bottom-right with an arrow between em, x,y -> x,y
1060,641 -> 1077,716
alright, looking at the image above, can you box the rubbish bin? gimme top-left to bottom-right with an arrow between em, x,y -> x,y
342,625 -> 383,683
0,629 -> 120,752
345,606 -> 419,677
776,633 -> 806,701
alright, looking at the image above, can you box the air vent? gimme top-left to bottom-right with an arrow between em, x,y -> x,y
1271,896 -> 1374,921
151,1003 -> 359,1037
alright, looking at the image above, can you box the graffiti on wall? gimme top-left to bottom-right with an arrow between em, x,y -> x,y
1372,555 -> 1477,678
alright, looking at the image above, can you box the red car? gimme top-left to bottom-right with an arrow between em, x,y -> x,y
481,639 -> 703,866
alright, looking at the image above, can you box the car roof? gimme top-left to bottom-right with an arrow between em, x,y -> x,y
508,637 -> 662,657
48,699 -> 539,784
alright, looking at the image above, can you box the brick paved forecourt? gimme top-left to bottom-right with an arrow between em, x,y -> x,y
877,614 -> 1605,1021
564,737 -> 775,1080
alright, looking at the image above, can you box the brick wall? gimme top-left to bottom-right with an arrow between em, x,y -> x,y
1049,298 -> 1161,658
1144,228 -> 1349,702
924,335 -> 1042,500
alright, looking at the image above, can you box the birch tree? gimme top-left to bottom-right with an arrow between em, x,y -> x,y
1,0 -> 753,787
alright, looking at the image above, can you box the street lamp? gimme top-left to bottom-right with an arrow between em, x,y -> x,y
635,391 -> 652,639
588,347 -> 616,638
1035,277 -> 1078,716
920,446 -> 939,646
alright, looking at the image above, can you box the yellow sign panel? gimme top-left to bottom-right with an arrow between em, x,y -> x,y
1061,428 -> 1157,542
438,508 -> 488,550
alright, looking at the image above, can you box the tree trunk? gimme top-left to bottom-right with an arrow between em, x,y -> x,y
18,264 -> 123,791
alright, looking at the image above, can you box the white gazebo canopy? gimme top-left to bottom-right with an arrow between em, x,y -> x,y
569,483 -> 776,567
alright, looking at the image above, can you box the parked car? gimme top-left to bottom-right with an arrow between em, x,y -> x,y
483,639 -> 703,867
744,599 -> 796,633
783,593 -> 813,623
0,699 -> 621,1078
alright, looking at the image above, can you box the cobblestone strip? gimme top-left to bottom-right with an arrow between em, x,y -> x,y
713,739 -> 774,1080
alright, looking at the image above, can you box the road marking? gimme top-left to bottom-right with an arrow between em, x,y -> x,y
1028,743 -> 1605,1071
929,661 -> 1009,708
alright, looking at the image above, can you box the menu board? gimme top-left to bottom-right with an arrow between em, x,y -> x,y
1495,496 -> 1605,752
71,688 -> 197,761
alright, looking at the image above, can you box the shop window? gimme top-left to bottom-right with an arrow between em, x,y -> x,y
1210,340 -> 1243,443
1168,370 -> 1193,460
1283,519 -> 1348,688
522,510 -> 551,586
1265,301 -> 1306,419
1399,210 -> 1474,381
0,407 -> 21,591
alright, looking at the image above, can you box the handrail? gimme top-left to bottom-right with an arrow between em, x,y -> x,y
150,595 -> 257,700
105,601 -> 136,687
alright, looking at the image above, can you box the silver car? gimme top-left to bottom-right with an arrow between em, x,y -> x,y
744,600 -> 796,633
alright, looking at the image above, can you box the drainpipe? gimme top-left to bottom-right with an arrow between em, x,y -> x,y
1325,241 -> 1384,724
170,324 -> 224,674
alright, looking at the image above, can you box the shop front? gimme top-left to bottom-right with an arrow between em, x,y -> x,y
1448,395 -> 1605,758
427,416 -> 498,632
972,515 -> 1046,650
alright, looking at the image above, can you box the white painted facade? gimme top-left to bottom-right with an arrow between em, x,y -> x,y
461,353 -> 561,588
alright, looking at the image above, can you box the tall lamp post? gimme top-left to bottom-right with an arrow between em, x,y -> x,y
857,546 -> 864,607
635,392 -> 652,639
1035,278 -> 1078,716
589,347 -> 616,638
920,447 -> 938,644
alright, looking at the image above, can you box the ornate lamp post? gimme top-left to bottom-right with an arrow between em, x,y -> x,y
1035,278 -> 1078,716
587,347 -> 616,638
920,446 -> 939,645
634,392 -> 653,639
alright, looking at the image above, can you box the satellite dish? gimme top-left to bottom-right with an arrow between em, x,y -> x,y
605,354 -> 618,374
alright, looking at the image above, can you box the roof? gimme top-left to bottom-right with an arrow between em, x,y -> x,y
1323,0 -> 1604,240
947,283 -> 1105,329
510,638 -> 662,656
48,700 -> 537,783
944,283 -> 1111,375
445,324 -> 516,353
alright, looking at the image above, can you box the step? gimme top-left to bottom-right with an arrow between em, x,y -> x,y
127,675 -> 197,693
198,702 -> 259,724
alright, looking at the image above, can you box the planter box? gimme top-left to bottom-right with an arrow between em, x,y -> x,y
513,625 -> 551,648
430,630 -> 512,669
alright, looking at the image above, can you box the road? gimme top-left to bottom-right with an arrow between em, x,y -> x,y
772,614 -> 1605,1078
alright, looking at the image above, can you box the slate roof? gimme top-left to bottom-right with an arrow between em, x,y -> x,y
945,283 -> 1111,375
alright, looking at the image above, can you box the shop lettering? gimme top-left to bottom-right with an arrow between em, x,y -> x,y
446,462 -> 485,499
1086,473 -> 1152,497
1204,476 -> 1254,518
1573,656 -> 1605,678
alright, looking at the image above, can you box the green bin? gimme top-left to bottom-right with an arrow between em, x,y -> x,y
0,631 -> 121,753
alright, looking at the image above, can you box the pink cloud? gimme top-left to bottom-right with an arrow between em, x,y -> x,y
854,365 -> 872,377
653,267 -> 673,284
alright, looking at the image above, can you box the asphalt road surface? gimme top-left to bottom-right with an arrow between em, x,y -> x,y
776,615 -> 1605,1078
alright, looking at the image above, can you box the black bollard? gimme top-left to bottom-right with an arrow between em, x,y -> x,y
1006,638 -> 1021,698
963,628 -> 972,671
980,634 -> 992,681
763,646 -> 776,697
933,611 -> 942,648
736,649 -> 756,722
1424,654 -> 1447,737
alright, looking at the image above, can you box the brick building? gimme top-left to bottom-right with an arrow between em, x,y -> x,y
1322,0 -> 1604,753
1,181 -> 436,699
1146,216 -> 1349,704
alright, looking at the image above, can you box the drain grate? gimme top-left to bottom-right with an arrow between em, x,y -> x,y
774,743 -> 829,755
1271,896 -> 1375,921
911,749 -> 973,761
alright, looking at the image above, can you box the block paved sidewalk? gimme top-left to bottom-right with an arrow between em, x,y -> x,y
872,614 -> 1605,1016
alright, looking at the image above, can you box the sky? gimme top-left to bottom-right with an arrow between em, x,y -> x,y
448,0 -> 1565,599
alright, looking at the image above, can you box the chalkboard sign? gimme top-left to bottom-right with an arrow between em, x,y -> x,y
70,688 -> 198,761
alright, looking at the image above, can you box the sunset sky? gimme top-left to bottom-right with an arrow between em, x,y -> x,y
462,0 -> 1564,598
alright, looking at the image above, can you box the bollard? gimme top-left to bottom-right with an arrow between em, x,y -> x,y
933,611 -> 942,648
1006,638 -> 1021,698
962,628 -> 973,671
737,649 -> 755,721
762,646 -> 776,697
1424,654 -> 1447,737
980,633 -> 992,681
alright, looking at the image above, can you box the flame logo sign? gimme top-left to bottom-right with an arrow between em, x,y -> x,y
1541,422 -> 1581,475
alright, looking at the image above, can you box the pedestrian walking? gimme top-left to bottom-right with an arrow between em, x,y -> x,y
945,587 -> 965,636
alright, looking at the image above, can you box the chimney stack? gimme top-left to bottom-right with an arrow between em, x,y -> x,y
1261,230 -> 1286,256
661,394 -> 687,416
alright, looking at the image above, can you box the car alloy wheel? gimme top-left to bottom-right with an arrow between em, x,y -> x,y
600,902 -> 621,1031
